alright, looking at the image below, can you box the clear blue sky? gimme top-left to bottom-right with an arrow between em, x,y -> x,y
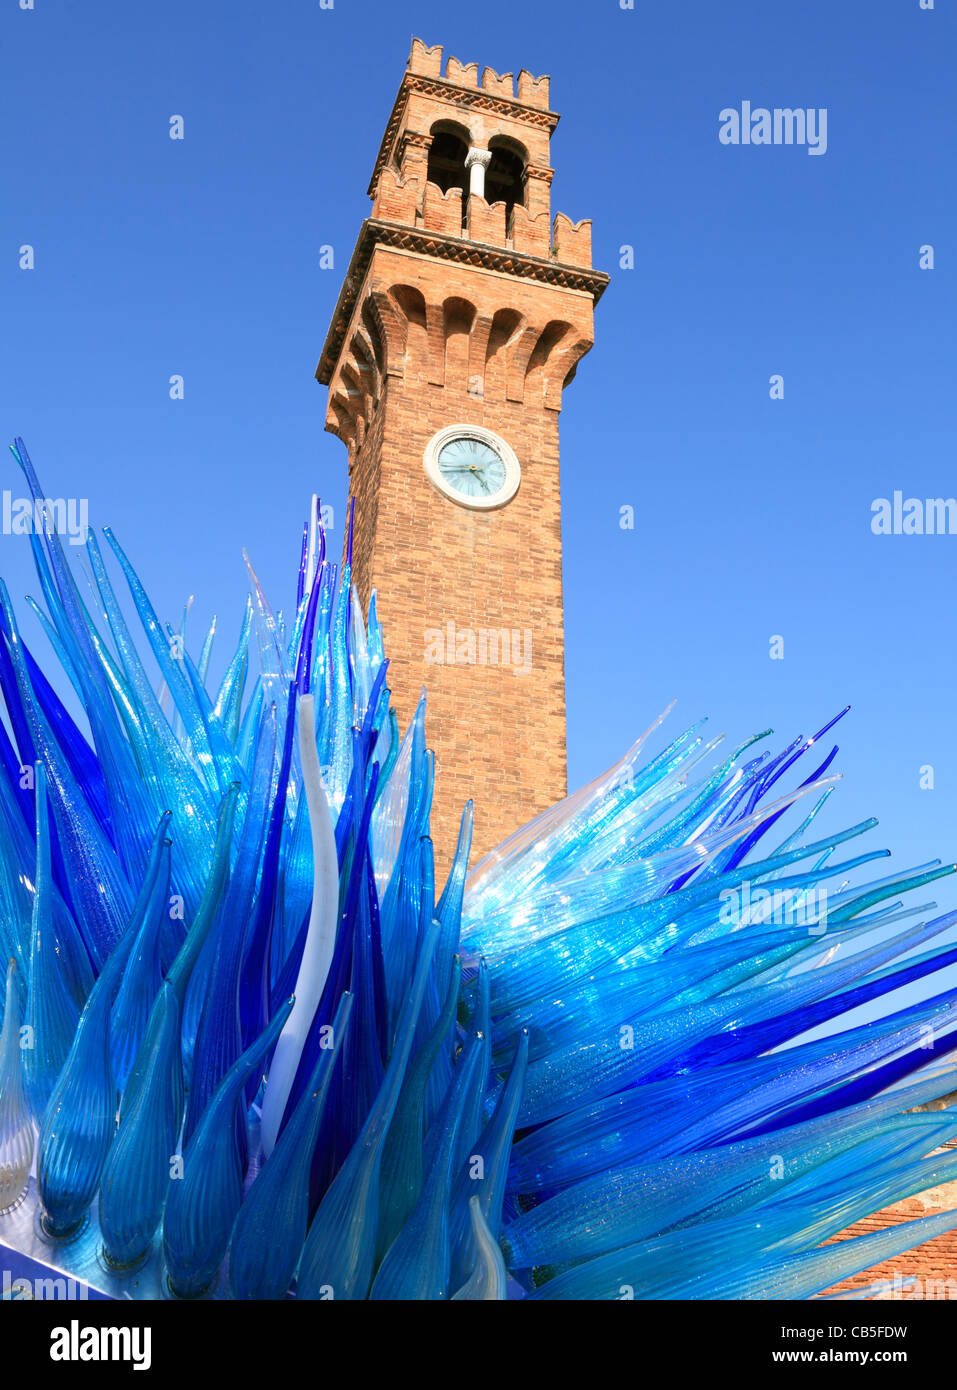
2,0 -> 956,970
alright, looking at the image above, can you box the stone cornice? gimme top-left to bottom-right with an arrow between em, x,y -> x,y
366,72 -> 561,198
316,218 -> 610,385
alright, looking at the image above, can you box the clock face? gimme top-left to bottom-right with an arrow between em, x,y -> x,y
423,426 -> 521,510
437,437 -> 507,501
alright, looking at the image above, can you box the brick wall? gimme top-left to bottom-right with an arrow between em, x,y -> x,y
822,1176 -> 957,1299
336,243 -> 598,871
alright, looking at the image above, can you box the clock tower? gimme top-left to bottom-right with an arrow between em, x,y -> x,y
317,39 -> 609,868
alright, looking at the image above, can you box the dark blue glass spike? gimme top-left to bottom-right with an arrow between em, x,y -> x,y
340,847 -> 387,1153
758,707 -> 850,798
287,761 -> 380,1133
23,640 -> 112,837
184,708 -> 277,1147
365,840 -> 388,1067
240,681 -> 298,1060
295,557 -> 323,695
296,522 -> 308,609
315,497 -> 326,574
269,910 -> 309,1018
0,622 -> 39,799
651,942 -> 957,1080
738,1025 -> 957,1140
0,704 -> 35,831
724,744 -> 841,873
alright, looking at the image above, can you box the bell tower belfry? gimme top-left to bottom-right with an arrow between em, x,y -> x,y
317,39 -> 609,867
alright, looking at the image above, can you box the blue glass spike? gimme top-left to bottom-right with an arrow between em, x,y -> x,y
97,983 -> 183,1270
162,996 -> 294,1299
185,705 -> 277,1145
369,1034 -> 481,1300
377,956 -> 461,1260
228,991 -> 353,1300
0,959 -> 34,1212
450,1029 -> 528,1288
23,762 -> 80,1121
110,830 -> 171,1097
35,916 -> 138,1237
239,682 -> 298,1059
295,915 -> 441,1301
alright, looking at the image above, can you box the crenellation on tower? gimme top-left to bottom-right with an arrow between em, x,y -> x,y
406,40 -> 550,107
480,66 -> 515,99
444,56 -> 479,88
318,43 -> 608,866
370,165 -> 417,224
551,212 -> 594,268
516,69 -> 550,110
408,38 -> 444,79
509,202 -> 551,257
465,193 -> 507,247
421,180 -> 464,237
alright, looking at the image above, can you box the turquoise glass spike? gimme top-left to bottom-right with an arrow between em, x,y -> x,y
23,762 -> 80,1121
0,959 -> 34,1212
163,998 -> 294,1299
228,991 -> 352,1300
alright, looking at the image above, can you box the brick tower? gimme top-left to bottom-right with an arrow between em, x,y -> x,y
317,40 -> 609,868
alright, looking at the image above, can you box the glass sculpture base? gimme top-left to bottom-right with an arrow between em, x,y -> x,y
0,1179 -> 229,1301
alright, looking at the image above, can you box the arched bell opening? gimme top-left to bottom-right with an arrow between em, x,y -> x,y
486,137 -> 527,237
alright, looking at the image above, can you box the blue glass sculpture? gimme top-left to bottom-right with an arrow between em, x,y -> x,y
3,432 -> 957,1301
